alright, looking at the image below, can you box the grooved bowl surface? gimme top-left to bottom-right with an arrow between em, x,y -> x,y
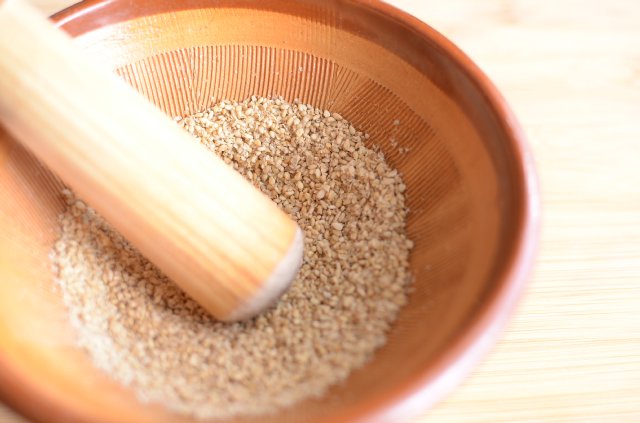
0,1 -> 538,422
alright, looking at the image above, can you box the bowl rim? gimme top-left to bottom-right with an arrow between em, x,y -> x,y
0,1 -> 540,422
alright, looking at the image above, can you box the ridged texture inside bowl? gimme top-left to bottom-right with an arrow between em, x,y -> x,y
0,1 -> 527,422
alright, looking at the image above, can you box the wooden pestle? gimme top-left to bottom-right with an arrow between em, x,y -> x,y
0,0 -> 303,321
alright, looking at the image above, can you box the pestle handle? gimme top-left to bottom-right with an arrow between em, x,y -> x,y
0,0 -> 303,321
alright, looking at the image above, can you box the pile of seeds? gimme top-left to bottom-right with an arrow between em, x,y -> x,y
51,96 -> 413,419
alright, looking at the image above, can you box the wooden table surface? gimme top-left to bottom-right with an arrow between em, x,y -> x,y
2,0 -> 639,422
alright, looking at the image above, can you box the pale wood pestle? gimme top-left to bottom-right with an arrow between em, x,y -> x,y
0,0 -> 303,321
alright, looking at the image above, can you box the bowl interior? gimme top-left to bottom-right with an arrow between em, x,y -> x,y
0,1 -> 528,422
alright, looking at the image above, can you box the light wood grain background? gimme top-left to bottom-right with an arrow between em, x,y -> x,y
2,0 -> 639,422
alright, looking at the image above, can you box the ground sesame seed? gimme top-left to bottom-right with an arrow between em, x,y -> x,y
51,97 -> 413,420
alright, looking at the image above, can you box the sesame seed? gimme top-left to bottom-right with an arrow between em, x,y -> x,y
51,96 -> 413,419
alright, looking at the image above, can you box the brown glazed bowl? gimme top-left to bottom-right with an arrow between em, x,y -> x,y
0,0 -> 539,422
